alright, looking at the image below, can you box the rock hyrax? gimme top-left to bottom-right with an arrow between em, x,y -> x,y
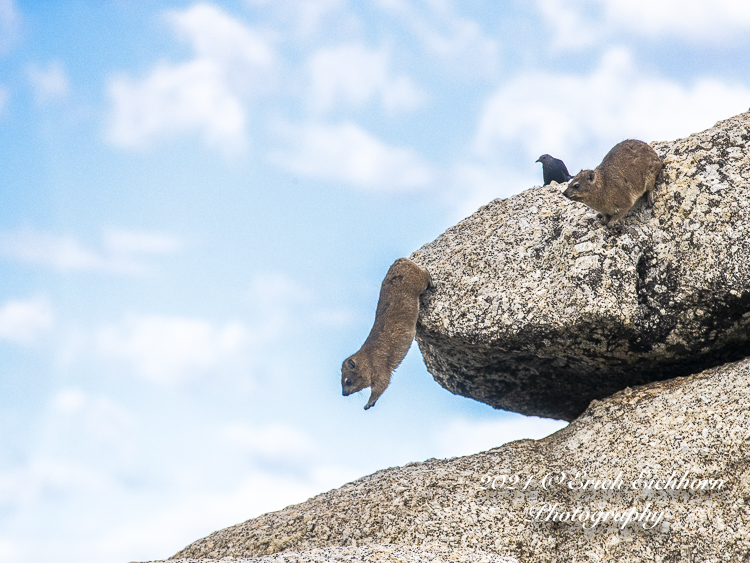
341,258 -> 431,410
563,139 -> 662,226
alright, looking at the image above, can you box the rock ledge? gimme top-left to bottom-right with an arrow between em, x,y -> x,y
412,112 -> 750,420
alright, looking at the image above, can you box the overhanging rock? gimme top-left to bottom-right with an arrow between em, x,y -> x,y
411,112 -> 750,421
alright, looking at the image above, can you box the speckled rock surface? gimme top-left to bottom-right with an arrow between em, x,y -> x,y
170,357 -> 750,563
409,111 -> 750,420
148,545 -> 518,562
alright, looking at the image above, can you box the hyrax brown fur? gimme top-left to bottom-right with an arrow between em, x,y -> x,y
341,258 -> 431,410
563,139 -> 662,226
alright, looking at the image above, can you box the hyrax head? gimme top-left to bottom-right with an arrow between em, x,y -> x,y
341,355 -> 370,397
563,170 -> 596,202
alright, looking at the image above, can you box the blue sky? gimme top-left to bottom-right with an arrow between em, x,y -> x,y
1,1 -> 749,562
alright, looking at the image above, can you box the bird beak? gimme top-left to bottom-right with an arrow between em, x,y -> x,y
535,158 -> 540,163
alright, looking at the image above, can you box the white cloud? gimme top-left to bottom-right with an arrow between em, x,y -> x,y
40,390 -> 140,472
0,228 -> 181,274
375,0 -> 499,78
26,61 -> 69,103
53,272 -> 337,385
271,121 -> 435,191
0,444 -> 356,563
245,272 -> 313,334
0,230 -> 112,272
107,59 -> 248,152
106,3 -> 275,152
245,0 -> 351,41
103,228 -> 182,255
244,271 -> 355,334
77,466 -> 354,563
536,0 -> 750,48
0,459 -> 136,563
0,0 -> 20,55
220,422 -> 314,459
308,43 -> 426,114
97,314 -> 251,384
446,162 -> 531,221
52,389 -> 136,445
435,415 -> 567,459
248,272 -> 312,307
0,537 -> 23,563
474,48 -> 750,164
0,296 -> 53,345
169,2 -> 274,69
0,459 -> 117,524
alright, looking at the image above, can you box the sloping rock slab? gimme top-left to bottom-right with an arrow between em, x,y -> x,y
411,111 -> 750,420
150,545 -> 518,562
171,358 -> 750,563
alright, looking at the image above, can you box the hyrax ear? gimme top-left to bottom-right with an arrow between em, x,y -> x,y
587,170 -> 595,182
347,358 -> 356,369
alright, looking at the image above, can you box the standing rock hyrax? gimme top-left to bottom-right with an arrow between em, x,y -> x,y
341,258 -> 431,410
563,139 -> 662,226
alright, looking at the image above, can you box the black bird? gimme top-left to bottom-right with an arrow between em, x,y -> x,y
536,154 -> 572,185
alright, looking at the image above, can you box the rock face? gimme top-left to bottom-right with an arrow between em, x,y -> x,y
411,112 -> 750,421
171,357 -> 750,562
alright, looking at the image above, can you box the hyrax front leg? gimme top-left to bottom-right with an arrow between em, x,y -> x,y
364,375 -> 391,410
